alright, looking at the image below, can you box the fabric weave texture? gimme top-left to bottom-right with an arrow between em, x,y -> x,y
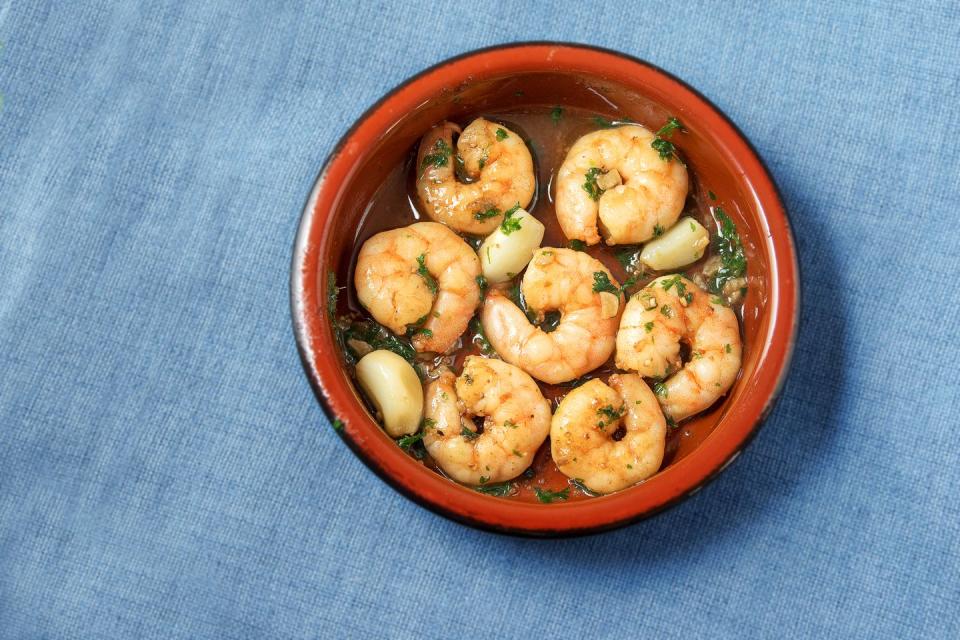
1,1 -> 958,638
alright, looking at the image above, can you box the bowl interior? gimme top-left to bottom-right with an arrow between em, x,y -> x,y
294,44 -> 797,535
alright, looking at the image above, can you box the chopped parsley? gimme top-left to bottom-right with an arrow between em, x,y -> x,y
550,106 -> 563,124
660,304 -> 673,318
332,418 -> 344,432
725,343 -> 732,354
616,247 -> 641,270
470,316 -> 496,356
568,239 -> 587,251
475,274 -> 488,300
499,203 -> 523,234
537,310 -> 561,333
503,420 -> 519,429
397,431 -> 424,449
651,116 -> 684,162
709,208 -> 747,294
708,190 -> 717,200
570,478 -> 600,497
653,223 -> 665,237
474,207 -> 500,221
592,115 -> 622,128
592,271 -> 619,295
661,275 -> 693,304
495,128 -> 508,141
582,167 -> 604,201
644,321 -> 655,333
337,318 -> 416,366
653,382 -> 668,398
420,138 -> 452,174
534,487 -> 570,503
475,482 -> 512,496
461,426 -> 479,440
416,254 -> 438,295
596,404 -> 625,429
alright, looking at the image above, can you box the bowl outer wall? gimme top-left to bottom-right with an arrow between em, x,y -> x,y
291,43 -> 800,536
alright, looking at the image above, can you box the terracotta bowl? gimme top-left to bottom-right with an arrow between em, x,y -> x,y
291,43 -> 799,536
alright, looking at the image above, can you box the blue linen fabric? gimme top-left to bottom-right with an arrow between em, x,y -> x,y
1,1 -> 958,637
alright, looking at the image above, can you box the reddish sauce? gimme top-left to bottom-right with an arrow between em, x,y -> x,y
337,106 -> 743,503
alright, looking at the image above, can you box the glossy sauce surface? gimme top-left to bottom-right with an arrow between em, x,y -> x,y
338,105 -> 744,503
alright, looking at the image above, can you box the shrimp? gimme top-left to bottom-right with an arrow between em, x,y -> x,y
423,356 -> 551,485
551,375 -> 666,494
615,274 -> 742,421
555,124 -> 688,246
354,221 -> 480,354
481,248 -> 622,384
416,118 -> 536,235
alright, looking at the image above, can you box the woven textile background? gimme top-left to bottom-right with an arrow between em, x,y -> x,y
1,1 -> 958,638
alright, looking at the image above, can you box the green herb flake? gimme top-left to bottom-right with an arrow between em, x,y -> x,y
570,478 -> 600,497
653,382 -> 668,398
709,208 -> 747,295
653,223 -> 665,237
461,426 -> 479,440
495,128 -> 508,141
708,190 -> 717,201
503,420 -> 519,429
475,482 -> 512,496
583,167 -> 605,201
397,431 -> 424,449
420,138 -> 452,174
598,405 -> 624,419
332,418 -> 344,432
534,487 -> 570,504
660,304 -> 673,318
550,106 -> 563,124
470,316 -> 496,356
616,247 -> 640,269
725,343 -> 732,354
644,321 -> 655,333
661,275 -> 692,303
479,475 -> 489,484
592,271 -> 619,295
651,116 -> 684,162
476,274 -> 488,300
592,116 -> 617,128
656,117 -> 684,138
338,318 -> 417,366
416,254 -> 438,295
568,239 -> 588,251
500,203 -> 523,234
474,207 -> 500,221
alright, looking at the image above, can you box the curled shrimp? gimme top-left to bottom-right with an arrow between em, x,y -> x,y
354,221 -> 480,354
481,248 -> 622,384
616,275 -> 742,421
551,374 -> 666,494
555,125 -> 688,246
416,118 -> 536,235
423,356 -> 551,485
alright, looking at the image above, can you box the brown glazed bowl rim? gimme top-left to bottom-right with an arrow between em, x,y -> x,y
291,42 -> 800,537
